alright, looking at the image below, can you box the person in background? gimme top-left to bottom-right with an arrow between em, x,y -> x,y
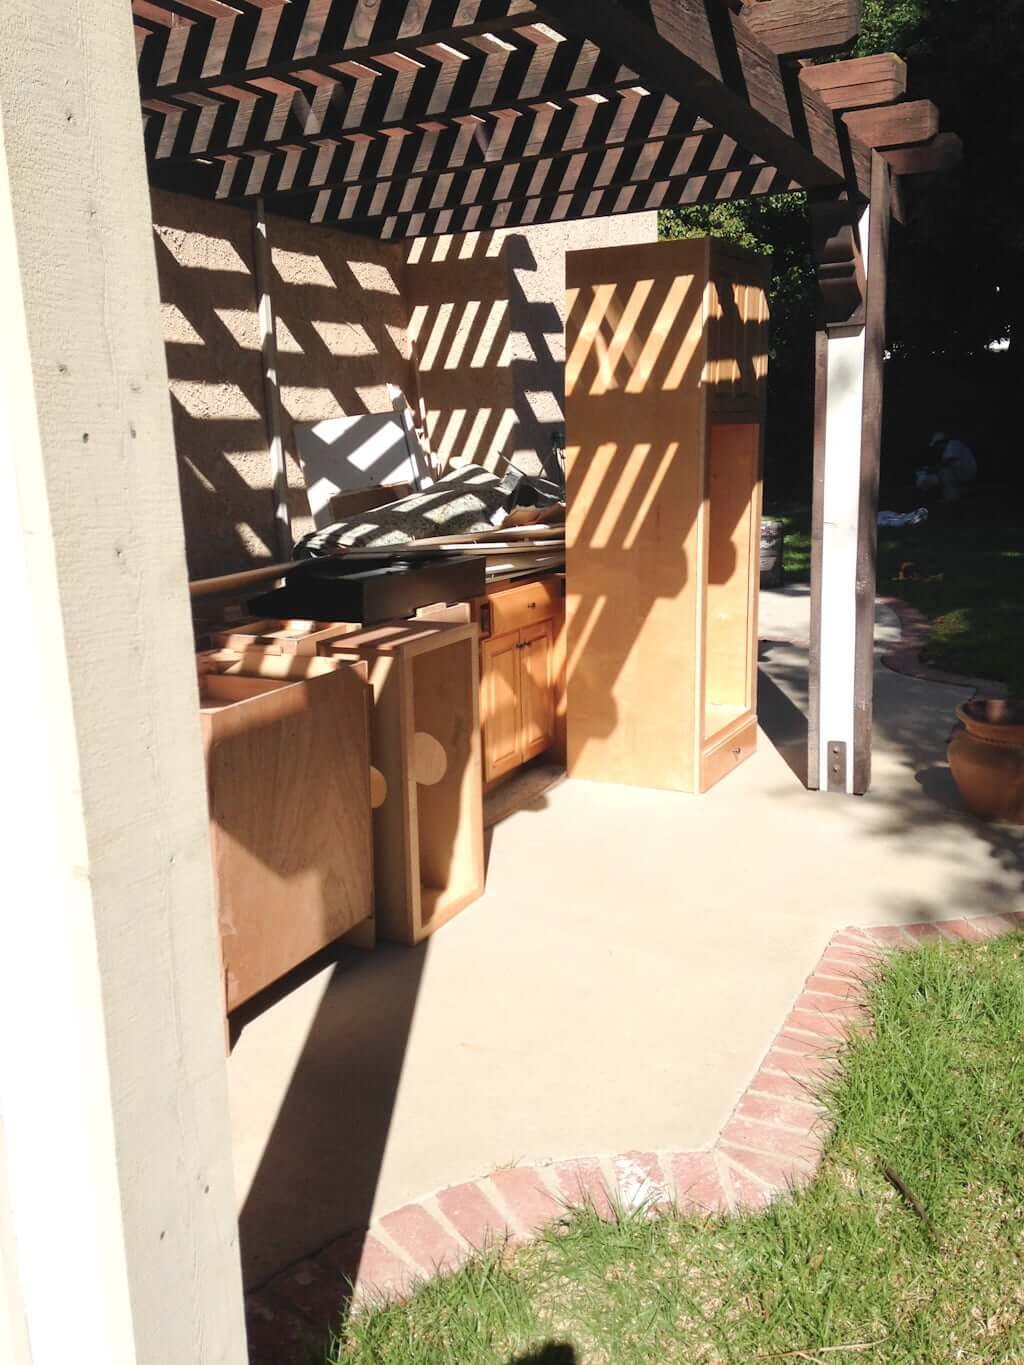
916,432 -> 978,501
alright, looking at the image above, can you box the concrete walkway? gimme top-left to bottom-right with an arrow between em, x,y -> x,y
229,588 -> 1023,1288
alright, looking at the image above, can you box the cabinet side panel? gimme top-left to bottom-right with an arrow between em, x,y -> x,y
481,632 -> 522,782
565,240 -> 707,792
413,638 -> 484,931
705,423 -> 761,713
205,669 -> 372,1008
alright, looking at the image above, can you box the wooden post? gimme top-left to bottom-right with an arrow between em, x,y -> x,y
253,197 -> 292,559
853,153 -> 892,794
808,155 -> 892,794
0,4 -> 247,1362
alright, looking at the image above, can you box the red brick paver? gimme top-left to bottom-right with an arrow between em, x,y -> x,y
245,913 -> 1022,1361
554,1158 -> 616,1218
436,1180 -> 508,1249
377,1203 -> 463,1276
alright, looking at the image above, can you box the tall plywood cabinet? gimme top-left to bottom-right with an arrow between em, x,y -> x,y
565,238 -> 769,794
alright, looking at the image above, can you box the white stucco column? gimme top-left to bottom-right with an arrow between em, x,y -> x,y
0,4 -> 246,1363
809,162 -> 891,796
814,201 -> 871,794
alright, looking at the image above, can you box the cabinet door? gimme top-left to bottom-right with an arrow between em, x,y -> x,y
519,620 -> 554,762
480,631 -> 521,783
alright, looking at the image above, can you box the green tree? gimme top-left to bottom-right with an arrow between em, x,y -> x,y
660,0 -> 1024,490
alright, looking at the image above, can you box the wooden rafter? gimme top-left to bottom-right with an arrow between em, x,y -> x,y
538,0 -> 872,197
798,53 -> 906,111
320,159 -> 796,239
739,0 -> 861,58
843,100 -> 939,151
135,0 -> 544,94
286,128 -> 757,227
143,32 -> 633,164
883,132 -> 962,176
132,0 -> 955,238
151,91 -> 708,204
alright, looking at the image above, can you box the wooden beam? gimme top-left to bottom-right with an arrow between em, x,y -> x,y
883,132 -> 962,175
843,99 -> 939,150
251,199 -> 291,559
852,151 -> 891,794
799,53 -> 906,111
541,0 -> 872,195
739,0 -> 861,58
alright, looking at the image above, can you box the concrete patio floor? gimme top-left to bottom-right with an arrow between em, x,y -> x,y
229,587 -> 1023,1287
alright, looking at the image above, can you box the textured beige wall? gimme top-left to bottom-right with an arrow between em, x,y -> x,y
152,190 -> 655,577
151,190 -> 415,577
404,212 -> 658,483
269,214 -> 417,545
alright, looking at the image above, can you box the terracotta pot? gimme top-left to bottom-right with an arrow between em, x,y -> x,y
948,699 -> 1024,824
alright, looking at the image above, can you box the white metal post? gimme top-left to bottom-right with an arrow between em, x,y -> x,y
818,201 -> 870,793
809,199 -> 877,795
0,4 -> 247,1363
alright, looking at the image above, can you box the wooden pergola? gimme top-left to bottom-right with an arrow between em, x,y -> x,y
0,6 -> 955,1363
136,0 -> 946,240
133,0 -> 957,798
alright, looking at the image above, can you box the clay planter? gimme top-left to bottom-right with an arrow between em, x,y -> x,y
948,700 -> 1024,824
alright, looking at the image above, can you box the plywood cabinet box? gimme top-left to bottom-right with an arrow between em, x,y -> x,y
198,659 -> 374,1012
210,617 -> 359,655
322,620 -> 484,945
565,237 -> 769,794
474,578 -> 563,786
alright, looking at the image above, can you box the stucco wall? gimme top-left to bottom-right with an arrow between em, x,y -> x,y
152,190 -> 656,577
151,190 -> 415,577
404,213 -> 658,482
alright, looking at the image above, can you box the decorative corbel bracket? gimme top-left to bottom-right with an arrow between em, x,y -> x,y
809,197 -> 866,335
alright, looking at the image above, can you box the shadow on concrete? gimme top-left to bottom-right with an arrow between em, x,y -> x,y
757,642 -> 809,787
757,587 -> 1024,925
235,941 -> 427,1290
509,1347 -> 578,1364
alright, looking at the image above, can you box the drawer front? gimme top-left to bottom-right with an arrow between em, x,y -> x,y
487,579 -> 558,637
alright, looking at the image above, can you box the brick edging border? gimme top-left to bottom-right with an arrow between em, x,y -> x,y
245,911 -> 1024,1364
878,595 -> 1008,697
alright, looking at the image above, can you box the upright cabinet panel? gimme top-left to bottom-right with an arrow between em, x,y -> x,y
324,621 -> 485,944
474,576 -> 563,787
565,237 -> 768,795
519,620 -> 554,761
481,632 -> 523,783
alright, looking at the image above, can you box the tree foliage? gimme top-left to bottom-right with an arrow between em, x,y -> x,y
659,0 -> 1024,491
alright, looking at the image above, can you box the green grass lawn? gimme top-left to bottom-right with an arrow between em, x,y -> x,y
325,935 -> 1024,1365
767,496 -> 1024,697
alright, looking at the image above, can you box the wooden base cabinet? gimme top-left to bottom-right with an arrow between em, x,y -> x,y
481,619 -> 555,784
474,576 -> 563,787
197,660 -> 374,1012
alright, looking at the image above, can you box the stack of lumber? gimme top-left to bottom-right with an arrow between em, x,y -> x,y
189,521 -> 565,599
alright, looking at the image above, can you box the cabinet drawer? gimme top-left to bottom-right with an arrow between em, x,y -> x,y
487,579 -> 557,637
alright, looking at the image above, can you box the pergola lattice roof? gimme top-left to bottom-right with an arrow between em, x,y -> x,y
133,0 -> 933,240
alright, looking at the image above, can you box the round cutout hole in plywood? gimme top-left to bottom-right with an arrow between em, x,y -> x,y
413,732 -> 447,786
369,766 -> 388,809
